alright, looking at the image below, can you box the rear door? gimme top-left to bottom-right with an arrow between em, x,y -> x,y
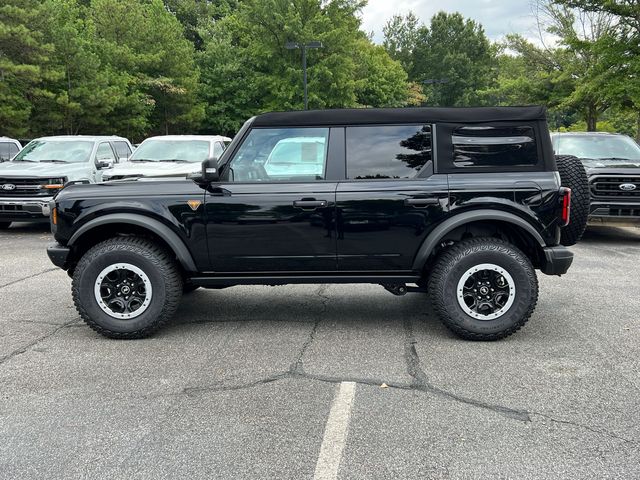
335,124 -> 448,271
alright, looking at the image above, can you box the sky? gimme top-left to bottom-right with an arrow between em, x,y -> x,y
360,0 -> 551,45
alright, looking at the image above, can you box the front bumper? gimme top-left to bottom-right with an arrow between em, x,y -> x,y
0,196 -> 53,223
540,246 -> 574,276
588,202 -> 640,226
47,242 -> 71,269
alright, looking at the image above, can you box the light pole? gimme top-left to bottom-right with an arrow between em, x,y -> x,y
285,41 -> 323,110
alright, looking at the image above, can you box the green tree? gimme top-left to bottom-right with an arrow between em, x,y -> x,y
382,12 -> 419,74
90,0 -> 204,136
0,0 -> 54,137
411,12 -> 495,107
198,0 -> 410,135
553,0 -> 640,138
163,0 -> 239,50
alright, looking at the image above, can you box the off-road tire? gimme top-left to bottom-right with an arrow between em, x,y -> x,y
429,237 -> 538,341
72,237 -> 183,339
0,222 -> 11,229
556,154 -> 589,246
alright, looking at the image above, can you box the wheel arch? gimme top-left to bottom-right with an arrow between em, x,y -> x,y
412,210 -> 546,271
68,214 -> 197,272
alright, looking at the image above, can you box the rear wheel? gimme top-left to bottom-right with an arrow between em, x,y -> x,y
72,237 -> 183,339
0,222 -> 11,229
556,154 -> 589,246
429,238 -> 538,341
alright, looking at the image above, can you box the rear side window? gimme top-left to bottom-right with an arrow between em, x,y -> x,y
0,142 -> 19,160
113,141 -> 132,159
213,141 -> 224,158
452,125 -> 538,168
346,125 -> 432,179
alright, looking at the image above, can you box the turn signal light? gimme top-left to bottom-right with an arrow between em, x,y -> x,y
43,184 -> 64,190
52,207 -> 58,225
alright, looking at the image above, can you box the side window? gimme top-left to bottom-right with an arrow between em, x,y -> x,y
226,128 -> 329,182
213,141 -> 224,158
9,143 -> 19,158
0,142 -> 17,161
113,141 -> 132,160
452,125 -> 538,168
346,125 -> 432,180
95,142 -> 116,162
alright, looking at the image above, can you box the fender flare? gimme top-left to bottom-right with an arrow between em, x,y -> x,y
68,213 -> 198,272
412,209 -> 546,270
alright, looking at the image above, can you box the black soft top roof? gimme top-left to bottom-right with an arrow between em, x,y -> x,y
251,106 -> 547,127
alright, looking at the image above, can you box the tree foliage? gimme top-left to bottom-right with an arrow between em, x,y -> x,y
383,11 -> 495,107
198,0 -> 410,135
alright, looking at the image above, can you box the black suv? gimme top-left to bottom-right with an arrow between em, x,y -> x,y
47,106 -> 583,340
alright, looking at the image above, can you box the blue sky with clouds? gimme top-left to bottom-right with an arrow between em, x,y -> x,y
360,0 -> 549,44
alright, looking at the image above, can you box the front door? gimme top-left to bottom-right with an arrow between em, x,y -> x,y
336,124 -> 448,271
205,127 -> 338,272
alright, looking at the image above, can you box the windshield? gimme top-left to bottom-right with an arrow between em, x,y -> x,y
130,139 -> 210,162
13,140 -> 94,163
555,135 -> 640,161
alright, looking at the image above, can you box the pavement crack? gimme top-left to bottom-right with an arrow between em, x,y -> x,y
0,318 -> 80,366
401,316 -> 531,422
0,267 -> 59,290
289,285 -> 327,375
530,412 -> 638,445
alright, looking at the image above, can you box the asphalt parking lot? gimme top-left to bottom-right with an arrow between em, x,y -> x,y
1,223 -> 639,479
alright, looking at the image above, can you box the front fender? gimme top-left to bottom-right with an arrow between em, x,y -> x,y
68,213 -> 198,272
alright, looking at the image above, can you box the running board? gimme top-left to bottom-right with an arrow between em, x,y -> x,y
190,274 -> 421,287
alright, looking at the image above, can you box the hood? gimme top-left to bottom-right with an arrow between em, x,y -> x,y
0,161 -> 91,179
579,158 -> 640,170
104,161 -> 201,179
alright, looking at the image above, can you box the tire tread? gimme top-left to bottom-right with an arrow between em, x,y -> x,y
429,237 -> 538,341
72,236 -> 182,339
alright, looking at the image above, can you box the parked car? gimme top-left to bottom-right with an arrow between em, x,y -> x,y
47,106 -> 587,341
0,135 -> 133,228
552,132 -> 640,225
102,135 -> 232,181
0,137 -> 22,161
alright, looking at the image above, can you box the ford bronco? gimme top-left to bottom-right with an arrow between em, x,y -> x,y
47,107 -> 587,340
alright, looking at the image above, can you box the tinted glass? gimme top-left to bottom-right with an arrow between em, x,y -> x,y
113,141 -> 132,158
555,135 -> 640,161
346,125 -> 432,180
0,142 -> 19,161
130,139 -> 210,163
228,128 -> 329,182
453,126 -> 538,168
13,140 -> 94,163
96,143 -> 116,161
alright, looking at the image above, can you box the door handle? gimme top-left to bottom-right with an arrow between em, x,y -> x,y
404,197 -> 439,207
293,199 -> 328,209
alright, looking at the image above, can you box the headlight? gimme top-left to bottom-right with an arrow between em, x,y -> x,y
41,177 -> 67,191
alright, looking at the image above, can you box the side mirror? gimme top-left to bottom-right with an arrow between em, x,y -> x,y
203,157 -> 220,182
188,157 -> 220,184
97,159 -> 114,169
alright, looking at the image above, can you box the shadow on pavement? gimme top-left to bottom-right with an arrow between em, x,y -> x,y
580,225 -> 640,244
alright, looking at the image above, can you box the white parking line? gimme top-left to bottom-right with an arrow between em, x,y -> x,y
314,381 -> 356,480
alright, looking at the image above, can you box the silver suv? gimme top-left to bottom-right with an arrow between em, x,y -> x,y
0,135 -> 133,228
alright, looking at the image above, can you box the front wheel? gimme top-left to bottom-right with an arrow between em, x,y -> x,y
72,237 -> 183,339
429,238 -> 538,341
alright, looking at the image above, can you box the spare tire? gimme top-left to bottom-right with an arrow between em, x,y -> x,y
556,155 -> 589,246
